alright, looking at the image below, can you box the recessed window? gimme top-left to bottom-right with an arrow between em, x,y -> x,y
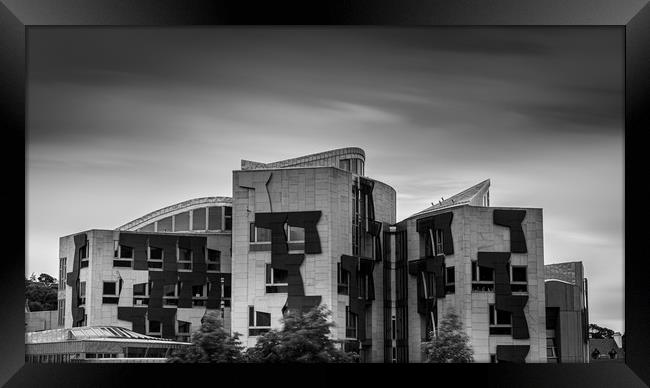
287,225 -> 305,242
113,242 -> 134,267
148,246 -> 163,269
511,265 -> 528,293
248,306 -> 271,336
435,229 -> 444,255
345,306 -> 358,339
337,263 -> 350,295
78,281 -> 86,306
147,320 -> 162,336
102,281 -> 119,304
224,206 -> 232,231
471,261 -> 495,291
250,223 -> 272,243
489,304 -> 512,335
178,321 -> 190,333
206,248 -> 220,272
265,264 -> 289,293
547,338 -> 559,362
358,272 -> 370,300
445,266 -> 455,294
178,247 -> 192,271
420,272 -> 435,299
163,282 -> 180,306
79,243 -> 89,268
132,282 -> 150,306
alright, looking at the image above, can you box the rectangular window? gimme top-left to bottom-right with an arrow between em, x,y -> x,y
445,266 -> 455,294
435,229 -> 444,255
79,243 -> 89,268
178,247 -> 192,271
345,306 -> 358,339
163,282 -> 180,306
178,320 -> 191,342
148,320 -> 162,336
265,264 -> 289,293
511,266 -> 528,293
288,225 -> 305,242
113,243 -> 134,268
192,208 -> 206,230
471,261 -> 495,291
546,338 -> 559,362
206,248 -> 220,271
133,282 -> 149,306
250,223 -> 272,243
78,281 -> 86,306
489,304 -> 512,335
337,263 -> 350,295
157,216 -> 172,232
339,159 -> 350,171
248,306 -> 271,336
174,211 -> 190,232
224,206 -> 232,231
102,281 -> 119,304
192,284 -> 207,307
148,246 -> 163,269
103,282 -> 117,295
421,272 -> 435,299
208,206 -> 222,230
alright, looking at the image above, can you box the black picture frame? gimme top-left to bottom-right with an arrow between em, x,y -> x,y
2,0 -> 648,386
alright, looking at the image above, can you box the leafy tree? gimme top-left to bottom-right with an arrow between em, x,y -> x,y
25,273 -> 58,312
246,304 -> 357,363
422,308 -> 474,363
167,311 -> 245,363
589,324 -> 615,339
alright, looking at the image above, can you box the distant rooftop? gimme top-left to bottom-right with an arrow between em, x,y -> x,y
26,326 -> 189,345
241,147 -> 365,171
408,179 -> 491,219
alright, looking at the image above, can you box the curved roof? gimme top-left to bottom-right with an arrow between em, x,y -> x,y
116,196 -> 232,231
241,147 -> 365,170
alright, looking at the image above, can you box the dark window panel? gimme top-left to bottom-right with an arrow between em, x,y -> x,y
120,245 -> 134,259
158,217 -> 172,232
256,311 -> 271,327
208,206 -> 222,230
174,212 -> 190,231
103,282 -> 116,295
224,206 -> 232,216
192,208 -> 206,230
149,247 -> 163,260
512,267 -> 527,282
248,306 -> 255,327
133,283 -> 147,296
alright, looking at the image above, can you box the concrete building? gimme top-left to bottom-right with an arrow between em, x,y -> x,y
52,147 -> 588,363
391,180 -> 547,363
231,148 -> 395,362
57,197 -> 233,342
545,261 -> 589,363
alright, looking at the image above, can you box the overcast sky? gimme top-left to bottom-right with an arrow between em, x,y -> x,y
27,27 -> 624,332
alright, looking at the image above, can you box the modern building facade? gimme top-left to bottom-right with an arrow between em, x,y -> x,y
545,261 -> 590,363
52,147 -> 588,363
57,197 -> 233,342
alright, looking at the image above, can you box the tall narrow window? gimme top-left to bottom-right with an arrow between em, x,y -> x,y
224,206 -> 232,231
337,263 -> 350,295
208,206 -> 222,230
192,208 -> 206,231
78,281 -> 86,306
174,211 -> 190,232
206,249 -> 220,272
79,243 -> 89,268
489,304 -> 512,335
511,266 -> 528,293
345,306 -> 358,339
435,229 -> 444,255
445,266 -> 455,294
